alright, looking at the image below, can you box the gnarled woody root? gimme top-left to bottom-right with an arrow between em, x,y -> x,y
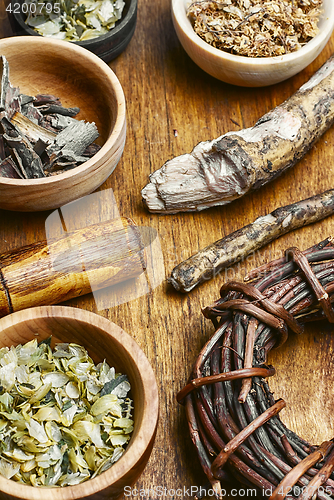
177,237 -> 334,499
169,188 -> 334,292
142,54 -> 334,214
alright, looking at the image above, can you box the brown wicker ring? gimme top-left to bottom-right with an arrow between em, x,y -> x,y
178,237 -> 334,499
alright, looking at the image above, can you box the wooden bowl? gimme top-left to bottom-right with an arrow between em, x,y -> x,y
172,0 -> 334,87
0,306 -> 159,500
12,0 -> 138,63
0,36 -> 126,212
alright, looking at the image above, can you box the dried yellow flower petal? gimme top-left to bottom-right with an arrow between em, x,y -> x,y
90,394 -> 118,416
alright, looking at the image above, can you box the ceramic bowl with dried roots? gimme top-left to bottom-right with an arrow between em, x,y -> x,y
171,0 -> 334,87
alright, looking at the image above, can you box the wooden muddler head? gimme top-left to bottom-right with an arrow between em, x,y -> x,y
0,217 -> 146,317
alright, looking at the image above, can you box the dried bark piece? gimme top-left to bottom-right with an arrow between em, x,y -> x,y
0,115 -> 20,136
20,102 -> 43,124
5,134 -> 45,178
38,115 -> 62,134
0,156 -> 23,179
36,104 -> 80,117
142,53 -> 334,214
10,148 -> 27,178
0,135 -> 5,160
48,151 -> 89,172
11,111 -> 57,144
0,118 -> 45,178
1,118 -> 27,178
33,138 -> 48,157
19,94 -> 35,106
34,94 -> 62,106
83,142 -> 101,157
0,56 -> 21,119
0,55 -> 10,111
43,114 -> 79,131
45,120 -> 99,160
169,188 -> 334,292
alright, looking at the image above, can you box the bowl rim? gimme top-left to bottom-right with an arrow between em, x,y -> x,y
0,305 -> 159,499
0,36 -> 126,187
12,0 -> 138,46
172,0 -> 334,67
69,0 -> 137,47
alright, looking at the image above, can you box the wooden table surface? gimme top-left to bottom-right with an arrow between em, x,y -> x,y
1,1 -> 334,497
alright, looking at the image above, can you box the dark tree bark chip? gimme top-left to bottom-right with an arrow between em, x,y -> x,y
0,156 -> 24,179
0,59 -> 100,179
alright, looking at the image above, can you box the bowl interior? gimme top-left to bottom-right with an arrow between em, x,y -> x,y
0,37 -> 117,146
0,306 -> 158,500
174,0 -> 334,65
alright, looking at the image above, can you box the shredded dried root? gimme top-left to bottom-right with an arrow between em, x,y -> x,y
187,0 -> 323,57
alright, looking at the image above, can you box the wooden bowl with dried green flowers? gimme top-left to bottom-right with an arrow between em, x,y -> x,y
172,0 -> 334,87
0,36 -> 126,212
0,306 -> 159,500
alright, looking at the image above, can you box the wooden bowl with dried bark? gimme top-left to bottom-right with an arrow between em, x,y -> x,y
0,305 -> 159,500
172,0 -> 334,87
0,36 -> 126,212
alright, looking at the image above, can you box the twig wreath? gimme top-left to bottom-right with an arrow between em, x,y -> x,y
177,237 -> 334,499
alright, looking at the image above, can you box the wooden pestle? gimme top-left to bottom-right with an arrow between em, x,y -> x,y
0,217 -> 146,317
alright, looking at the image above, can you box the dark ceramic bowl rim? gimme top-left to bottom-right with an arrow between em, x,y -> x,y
12,0 -> 137,46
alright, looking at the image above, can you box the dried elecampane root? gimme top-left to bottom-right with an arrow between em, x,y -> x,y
187,0 -> 323,58
168,189 -> 334,292
0,339 -> 134,487
142,53 -> 334,214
